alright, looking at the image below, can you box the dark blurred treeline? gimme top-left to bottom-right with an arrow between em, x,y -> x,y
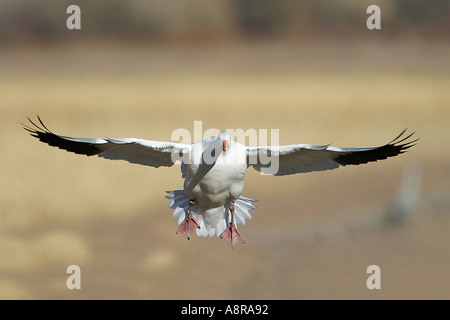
0,0 -> 448,44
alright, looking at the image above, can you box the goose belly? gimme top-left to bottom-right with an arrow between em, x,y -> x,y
184,163 -> 246,207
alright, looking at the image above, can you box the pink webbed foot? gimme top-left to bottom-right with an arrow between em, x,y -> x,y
176,216 -> 199,239
220,224 -> 245,248
220,203 -> 245,248
176,199 -> 199,240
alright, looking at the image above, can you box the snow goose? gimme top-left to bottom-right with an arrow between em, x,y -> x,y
23,116 -> 417,247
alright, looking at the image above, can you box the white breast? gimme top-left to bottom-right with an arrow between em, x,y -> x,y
183,139 -> 248,208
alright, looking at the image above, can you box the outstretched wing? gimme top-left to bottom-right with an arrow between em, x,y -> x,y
23,116 -> 191,168
247,130 -> 418,176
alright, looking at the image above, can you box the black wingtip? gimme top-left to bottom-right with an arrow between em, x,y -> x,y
23,116 -> 103,156
37,115 -> 52,132
24,115 -> 48,133
390,128 -> 408,144
334,130 -> 418,166
391,129 -> 416,146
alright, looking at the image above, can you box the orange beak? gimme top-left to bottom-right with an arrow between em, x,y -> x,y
222,140 -> 228,151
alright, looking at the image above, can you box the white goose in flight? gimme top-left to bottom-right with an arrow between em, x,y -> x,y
23,117 -> 417,247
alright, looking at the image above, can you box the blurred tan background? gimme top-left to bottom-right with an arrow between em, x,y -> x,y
0,0 -> 449,299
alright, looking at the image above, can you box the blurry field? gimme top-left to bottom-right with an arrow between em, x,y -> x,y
0,39 -> 449,299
